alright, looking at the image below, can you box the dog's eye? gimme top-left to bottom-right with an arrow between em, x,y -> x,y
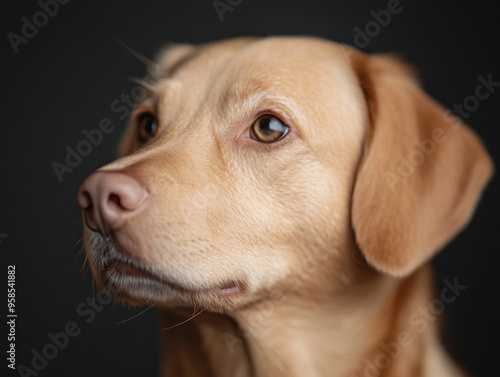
137,113 -> 158,143
250,115 -> 289,143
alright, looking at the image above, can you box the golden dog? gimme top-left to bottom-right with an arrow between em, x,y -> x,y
78,37 -> 493,376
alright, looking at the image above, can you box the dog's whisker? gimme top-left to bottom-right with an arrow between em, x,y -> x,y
83,265 -> 90,280
116,303 -> 156,325
80,254 -> 91,280
70,222 -> 83,236
76,244 -> 85,258
115,37 -> 156,67
162,308 -> 205,331
73,239 -> 83,250
128,77 -> 157,91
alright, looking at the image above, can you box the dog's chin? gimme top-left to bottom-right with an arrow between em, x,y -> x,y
84,235 -> 244,311
100,264 -> 244,311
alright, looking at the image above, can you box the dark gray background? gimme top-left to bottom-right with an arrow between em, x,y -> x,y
1,0 -> 499,376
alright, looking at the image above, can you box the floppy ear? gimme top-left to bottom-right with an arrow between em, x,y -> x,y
350,52 -> 494,277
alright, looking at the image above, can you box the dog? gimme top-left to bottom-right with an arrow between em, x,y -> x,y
77,37 -> 493,376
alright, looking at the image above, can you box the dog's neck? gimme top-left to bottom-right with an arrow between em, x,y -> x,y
159,266 -> 460,377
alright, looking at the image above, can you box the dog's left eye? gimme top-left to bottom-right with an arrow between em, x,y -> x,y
250,115 -> 289,143
137,113 -> 158,143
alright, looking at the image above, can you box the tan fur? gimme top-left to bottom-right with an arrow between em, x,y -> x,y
80,37 -> 493,376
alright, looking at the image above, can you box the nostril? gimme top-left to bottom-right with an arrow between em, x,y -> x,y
108,194 -> 121,209
109,194 -> 120,205
103,193 -> 134,218
106,181 -> 149,212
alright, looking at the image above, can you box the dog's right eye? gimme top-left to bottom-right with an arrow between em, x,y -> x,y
137,113 -> 158,143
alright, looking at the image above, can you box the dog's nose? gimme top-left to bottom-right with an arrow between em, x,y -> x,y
77,171 -> 149,235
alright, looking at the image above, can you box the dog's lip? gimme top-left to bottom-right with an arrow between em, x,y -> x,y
104,259 -> 242,296
105,259 -> 184,289
108,260 -> 159,280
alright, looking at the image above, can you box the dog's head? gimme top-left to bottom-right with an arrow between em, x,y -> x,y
78,37 -> 493,312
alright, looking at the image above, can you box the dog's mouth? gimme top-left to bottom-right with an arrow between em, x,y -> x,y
103,257 -> 242,298
106,259 -> 164,283
84,233 -> 244,309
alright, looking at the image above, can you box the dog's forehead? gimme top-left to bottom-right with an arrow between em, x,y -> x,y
159,37 -> 352,86
150,37 -> 360,128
